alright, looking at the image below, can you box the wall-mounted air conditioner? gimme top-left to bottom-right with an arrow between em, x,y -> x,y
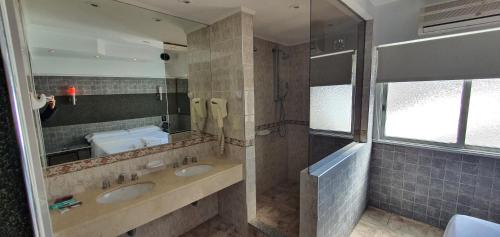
419,0 -> 500,36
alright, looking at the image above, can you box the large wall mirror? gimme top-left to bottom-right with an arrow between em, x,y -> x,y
22,0 -> 208,166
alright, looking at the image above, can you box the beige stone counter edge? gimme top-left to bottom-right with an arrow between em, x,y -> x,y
51,159 -> 243,237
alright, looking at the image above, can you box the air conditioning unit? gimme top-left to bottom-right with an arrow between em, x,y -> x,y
419,0 -> 500,35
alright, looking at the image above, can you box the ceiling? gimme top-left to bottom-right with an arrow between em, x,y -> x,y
22,0 -> 206,45
369,0 -> 400,6
22,0 -> 205,62
24,0 -> 366,51
119,0 -> 312,45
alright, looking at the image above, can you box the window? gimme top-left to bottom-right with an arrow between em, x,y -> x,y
378,78 -> 500,152
466,79 -> 500,149
310,85 -> 352,133
385,80 -> 463,143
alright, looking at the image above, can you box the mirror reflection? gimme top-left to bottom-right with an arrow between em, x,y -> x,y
22,0 -> 207,166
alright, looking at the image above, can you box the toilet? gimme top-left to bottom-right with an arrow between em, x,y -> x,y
444,215 -> 500,237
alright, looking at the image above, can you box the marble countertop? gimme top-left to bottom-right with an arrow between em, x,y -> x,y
50,158 -> 243,237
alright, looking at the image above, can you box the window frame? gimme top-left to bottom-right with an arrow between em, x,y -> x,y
374,79 -> 500,157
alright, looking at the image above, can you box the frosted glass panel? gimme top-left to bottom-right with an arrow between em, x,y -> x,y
385,81 -> 463,143
466,79 -> 500,148
310,85 -> 352,132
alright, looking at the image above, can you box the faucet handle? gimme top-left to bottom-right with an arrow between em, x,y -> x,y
131,173 -> 138,181
117,173 -> 126,184
191,157 -> 198,163
102,179 -> 111,189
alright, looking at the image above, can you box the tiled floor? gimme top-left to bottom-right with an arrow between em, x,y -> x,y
179,215 -> 240,237
181,190 -> 443,237
350,207 -> 444,237
255,181 -> 300,237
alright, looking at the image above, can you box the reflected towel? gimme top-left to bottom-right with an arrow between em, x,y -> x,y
191,98 -> 207,131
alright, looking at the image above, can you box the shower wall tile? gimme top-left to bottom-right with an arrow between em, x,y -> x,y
284,43 -> 310,181
255,132 -> 288,194
254,37 -> 280,126
369,142 -> 500,229
253,38 -> 310,188
287,124 -> 309,182
283,43 -> 310,123
253,37 -> 289,193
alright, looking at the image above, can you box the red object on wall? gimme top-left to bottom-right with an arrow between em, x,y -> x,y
68,86 -> 76,96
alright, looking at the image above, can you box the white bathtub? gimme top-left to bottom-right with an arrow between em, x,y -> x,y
444,215 -> 500,237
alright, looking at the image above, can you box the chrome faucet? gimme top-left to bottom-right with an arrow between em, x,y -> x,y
102,179 -> 111,189
117,173 -> 126,184
131,173 -> 138,181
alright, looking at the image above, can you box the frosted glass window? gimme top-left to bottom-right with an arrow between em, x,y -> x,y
310,85 -> 352,133
466,79 -> 500,148
384,80 -> 463,143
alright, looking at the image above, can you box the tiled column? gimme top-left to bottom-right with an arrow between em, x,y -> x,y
187,27 -> 214,134
209,11 -> 256,235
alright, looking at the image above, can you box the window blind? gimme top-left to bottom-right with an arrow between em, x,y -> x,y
376,29 -> 500,83
310,50 -> 355,86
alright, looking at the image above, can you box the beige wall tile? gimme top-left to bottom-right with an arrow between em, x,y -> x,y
255,133 -> 288,194
287,124 -> 309,181
117,194 -> 218,237
211,11 -> 256,235
253,37 -> 309,191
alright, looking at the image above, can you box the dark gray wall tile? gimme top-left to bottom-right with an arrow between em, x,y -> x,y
317,146 -> 370,237
369,142 -> 500,229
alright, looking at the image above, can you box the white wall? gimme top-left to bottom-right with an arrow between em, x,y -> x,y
341,0 -> 375,20
342,0 -> 426,46
372,0 -> 425,45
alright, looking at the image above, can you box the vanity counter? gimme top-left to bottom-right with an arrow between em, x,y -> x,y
50,158 -> 243,237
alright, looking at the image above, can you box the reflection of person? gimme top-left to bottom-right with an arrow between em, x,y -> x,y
40,96 -> 57,121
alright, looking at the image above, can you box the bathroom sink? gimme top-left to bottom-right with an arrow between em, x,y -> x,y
96,182 -> 155,204
175,165 -> 214,177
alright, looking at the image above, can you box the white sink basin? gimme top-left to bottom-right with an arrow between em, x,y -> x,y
175,165 -> 214,177
96,182 -> 155,204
